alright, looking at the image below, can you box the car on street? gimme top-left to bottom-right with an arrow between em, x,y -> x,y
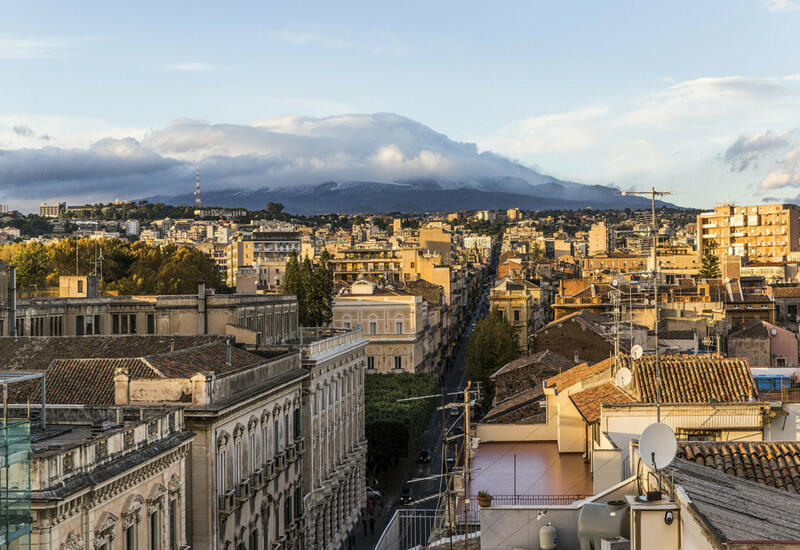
400,485 -> 414,504
445,456 -> 456,470
418,448 -> 432,463
450,405 -> 460,418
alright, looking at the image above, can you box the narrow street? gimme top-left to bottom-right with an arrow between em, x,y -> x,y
352,252 -> 497,550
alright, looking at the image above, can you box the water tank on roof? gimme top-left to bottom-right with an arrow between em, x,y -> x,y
578,501 -> 629,550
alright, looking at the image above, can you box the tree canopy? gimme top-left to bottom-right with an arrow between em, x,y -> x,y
466,309 -> 519,408
281,250 -> 334,327
699,239 -> 721,279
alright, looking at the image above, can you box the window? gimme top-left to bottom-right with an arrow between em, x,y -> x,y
76,315 -> 84,336
273,419 -> 279,455
293,408 -> 301,439
777,357 -> 787,367
250,432 -> 256,472
369,322 -> 377,335
274,497 -> 280,536
77,279 -> 84,293
150,511 -> 159,550
169,499 -> 177,550
343,321 -> 351,329
284,494 -> 292,529
284,414 -> 289,447
147,313 -> 155,334
294,486 -> 302,517
367,356 -> 375,370
263,425 -> 269,463
396,321 -> 403,334
249,530 -> 258,550
394,356 -> 402,370
113,313 -> 137,334
513,310 -> 520,322
218,449 -> 226,493
126,525 -> 135,550
235,440 -> 242,482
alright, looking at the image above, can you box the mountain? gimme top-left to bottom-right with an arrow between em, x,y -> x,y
150,178 -> 673,214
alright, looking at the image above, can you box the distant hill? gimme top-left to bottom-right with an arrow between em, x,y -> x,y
149,179 -> 676,214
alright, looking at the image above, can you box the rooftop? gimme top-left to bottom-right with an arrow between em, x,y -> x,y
569,382 -> 633,423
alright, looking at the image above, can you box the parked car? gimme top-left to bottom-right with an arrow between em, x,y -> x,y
418,448 -> 432,463
445,456 -> 456,470
450,405 -> 461,418
400,485 -> 414,504
366,487 -> 383,500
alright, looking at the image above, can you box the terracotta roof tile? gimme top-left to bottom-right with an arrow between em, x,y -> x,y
544,357 -> 612,392
620,355 -> 757,403
569,382 -> 633,423
678,441 -> 800,494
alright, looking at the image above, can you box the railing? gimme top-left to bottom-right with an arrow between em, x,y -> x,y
758,389 -> 800,402
484,494 -> 589,506
374,509 -> 439,550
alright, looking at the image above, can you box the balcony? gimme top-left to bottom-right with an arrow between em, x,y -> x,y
266,459 -> 277,480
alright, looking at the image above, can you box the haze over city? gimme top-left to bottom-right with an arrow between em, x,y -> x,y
3,1 -> 800,210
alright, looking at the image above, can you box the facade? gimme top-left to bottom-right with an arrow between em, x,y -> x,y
228,231 -> 302,290
24,406 -> 192,550
697,203 -> 800,262
299,328 -> 367,550
488,277 -> 544,353
3,281 -> 299,347
588,221 -> 614,255
332,280 -> 438,373
727,318 -> 798,367
39,202 -> 66,218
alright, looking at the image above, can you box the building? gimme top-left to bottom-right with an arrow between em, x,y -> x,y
588,221 -> 615,255
727,318 -> 798,367
0,335 -> 308,550
298,328 -> 367,549
697,203 -> 800,263
23,405 -> 193,549
3,279 -> 299,348
332,280 -> 440,373
39,202 -> 66,218
126,219 -> 141,236
488,277 -> 545,353
228,231 -> 302,290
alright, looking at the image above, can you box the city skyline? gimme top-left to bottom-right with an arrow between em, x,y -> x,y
2,1 -> 800,210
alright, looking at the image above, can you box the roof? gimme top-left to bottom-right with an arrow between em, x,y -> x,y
490,350 -> 574,379
482,386 -> 546,424
145,341 -> 265,377
569,382 -> 633,423
669,458 -> 800,544
771,285 -> 800,298
544,357 -> 612,392
728,318 -> 770,339
678,441 -> 800,494
0,335 -> 225,371
621,355 -> 757,403
537,309 -> 610,333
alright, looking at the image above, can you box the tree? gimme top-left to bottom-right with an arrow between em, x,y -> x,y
281,250 -> 334,327
12,241 -> 51,290
699,240 -> 721,279
466,309 -> 518,408
266,202 -> 285,215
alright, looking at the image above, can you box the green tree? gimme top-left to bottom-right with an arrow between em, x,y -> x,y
12,241 -> 52,290
466,309 -> 518,408
307,250 -> 334,326
699,240 -> 721,279
266,202 -> 285,215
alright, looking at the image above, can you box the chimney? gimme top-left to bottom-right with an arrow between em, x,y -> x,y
226,339 -> 232,366
169,338 -> 175,353
574,350 -> 580,364
9,266 -> 16,337
197,281 -> 206,334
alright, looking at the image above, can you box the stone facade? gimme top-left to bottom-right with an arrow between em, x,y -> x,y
298,328 -> 367,550
26,406 -> 192,550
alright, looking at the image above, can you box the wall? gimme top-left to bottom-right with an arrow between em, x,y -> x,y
480,507 -> 581,550
728,336 -> 770,367
766,403 -> 800,441
475,422 -> 556,443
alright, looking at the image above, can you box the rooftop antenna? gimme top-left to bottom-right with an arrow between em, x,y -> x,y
194,167 -> 201,208
618,187 -> 671,421
639,422 -> 677,501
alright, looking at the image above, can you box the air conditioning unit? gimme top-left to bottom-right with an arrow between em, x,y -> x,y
601,537 -> 630,550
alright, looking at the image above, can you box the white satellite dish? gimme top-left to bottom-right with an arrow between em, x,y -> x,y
631,344 -> 644,360
771,328 -> 777,336
639,422 -> 677,471
615,367 -> 632,387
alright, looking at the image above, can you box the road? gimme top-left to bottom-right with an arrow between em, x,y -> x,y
352,284 -> 493,550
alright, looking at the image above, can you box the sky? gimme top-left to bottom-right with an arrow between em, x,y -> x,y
2,0 -> 800,210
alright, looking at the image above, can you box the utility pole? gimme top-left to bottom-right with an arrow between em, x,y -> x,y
463,380 -> 471,550
618,187 -> 671,422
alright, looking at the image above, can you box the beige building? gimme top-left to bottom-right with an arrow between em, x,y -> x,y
299,328 -> 367,549
488,277 -> 544,353
25,405 -> 192,550
227,231 -> 302,290
588,221 -> 615,255
4,277 -> 299,348
697,203 -> 800,262
332,280 -> 439,373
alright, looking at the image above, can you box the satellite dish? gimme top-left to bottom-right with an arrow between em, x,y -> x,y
639,422 -> 677,471
610,325 -> 617,334
631,344 -> 644,360
771,328 -> 777,336
615,367 -> 633,387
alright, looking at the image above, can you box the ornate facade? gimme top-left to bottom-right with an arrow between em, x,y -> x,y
299,327 -> 368,549
26,406 -> 192,550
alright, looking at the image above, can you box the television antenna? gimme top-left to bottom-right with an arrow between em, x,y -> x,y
639,422 -> 677,501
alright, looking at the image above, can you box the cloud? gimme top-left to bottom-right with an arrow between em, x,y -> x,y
167,62 -> 217,72
0,35 -> 64,59
785,74 -> 800,81
12,126 -> 34,138
721,130 -> 792,171
0,114 -> 557,206
764,0 -> 800,11
761,147 -> 800,189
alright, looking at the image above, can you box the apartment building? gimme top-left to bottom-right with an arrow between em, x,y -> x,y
697,203 -> 800,262
332,280 -> 440,373
488,277 -> 544,354
588,221 -> 615,254
39,201 -> 66,218
299,328 -> 367,549
228,231 -> 302,289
